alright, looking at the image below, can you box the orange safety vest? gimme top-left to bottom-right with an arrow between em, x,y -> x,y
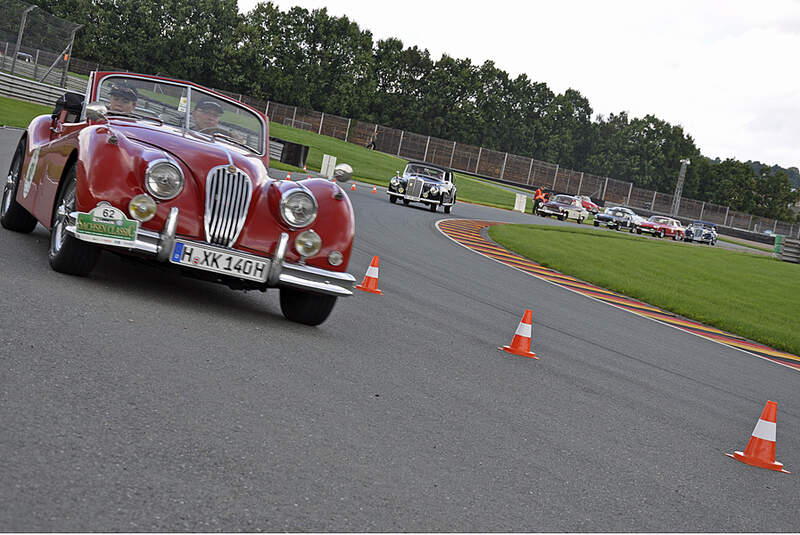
534,189 -> 545,201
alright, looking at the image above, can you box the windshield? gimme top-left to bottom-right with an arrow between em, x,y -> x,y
650,217 -> 669,224
553,195 -> 572,204
405,164 -> 445,181
97,75 -> 265,154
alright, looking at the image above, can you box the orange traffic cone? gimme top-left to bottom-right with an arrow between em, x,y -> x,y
350,182 -> 356,191
356,256 -> 382,294
371,185 -> 377,194
726,401 -> 789,473
498,309 -> 538,359
303,164 -> 307,171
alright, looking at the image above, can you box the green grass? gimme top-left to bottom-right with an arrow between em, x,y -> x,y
0,95 -> 50,128
489,224 -> 800,356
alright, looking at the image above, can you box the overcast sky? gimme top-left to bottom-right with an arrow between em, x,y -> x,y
237,0 -> 800,169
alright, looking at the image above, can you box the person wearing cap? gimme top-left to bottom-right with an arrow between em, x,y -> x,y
108,83 -> 137,113
192,100 -> 224,132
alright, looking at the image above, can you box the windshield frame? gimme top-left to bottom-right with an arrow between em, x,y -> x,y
91,73 -> 267,156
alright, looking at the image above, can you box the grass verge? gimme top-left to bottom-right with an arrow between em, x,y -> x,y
0,95 -> 51,128
489,224 -> 800,356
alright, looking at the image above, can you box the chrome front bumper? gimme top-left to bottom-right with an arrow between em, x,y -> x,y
65,208 -> 356,297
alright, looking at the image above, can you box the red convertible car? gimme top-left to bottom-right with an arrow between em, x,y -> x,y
1,72 -> 356,325
636,215 -> 684,240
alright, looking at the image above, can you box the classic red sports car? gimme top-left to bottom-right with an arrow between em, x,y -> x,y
1,71 -> 356,325
636,215 -> 684,240
578,195 -> 599,214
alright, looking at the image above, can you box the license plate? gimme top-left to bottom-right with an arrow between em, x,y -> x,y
170,240 -> 269,282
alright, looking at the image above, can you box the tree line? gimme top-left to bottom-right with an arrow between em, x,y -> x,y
30,0 -> 800,221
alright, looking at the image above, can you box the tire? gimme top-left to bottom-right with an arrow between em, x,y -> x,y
593,221 -> 599,227
672,234 -> 677,241
577,217 -> 583,224
402,199 -> 410,206
1,138 -> 38,233
429,203 -> 437,212
388,195 -> 397,204
444,204 -> 451,214
558,213 -> 566,221
658,230 -> 664,238
48,164 -> 100,276
636,228 -> 642,234
279,287 -> 337,326
628,225 -> 635,233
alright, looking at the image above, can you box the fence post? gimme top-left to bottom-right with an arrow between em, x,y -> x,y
577,172 -> 584,195
749,215 -> 753,231
265,101 -> 269,116
526,158 -> 534,185
773,219 -> 778,233
291,107 -> 297,128
397,130 -> 404,156
626,182 -> 633,206
651,190 -> 657,211
699,201 -> 705,220
602,177 -> 609,201
423,136 -> 431,161
723,206 -> 729,227
500,152 -> 508,180
1,43 -> 8,70
552,164 -> 559,189
475,147 -> 482,174
11,5 -> 36,76
344,118 -> 351,142
318,112 -> 324,135
449,141 -> 456,168
33,49 -> 39,79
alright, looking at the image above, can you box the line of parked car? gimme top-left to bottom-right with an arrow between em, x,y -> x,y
533,194 -> 718,245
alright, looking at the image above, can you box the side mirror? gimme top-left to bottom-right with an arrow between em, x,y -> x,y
85,102 -> 108,121
332,163 -> 353,183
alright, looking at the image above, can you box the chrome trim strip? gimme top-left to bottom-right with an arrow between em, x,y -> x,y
268,232 -> 288,286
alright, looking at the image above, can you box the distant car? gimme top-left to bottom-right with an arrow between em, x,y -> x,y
578,195 -> 599,214
636,215 -> 684,240
535,194 -> 589,223
16,52 -> 33,62
593,206 -> 638,231
684,221 -> 718,245
387,161 -> 457,213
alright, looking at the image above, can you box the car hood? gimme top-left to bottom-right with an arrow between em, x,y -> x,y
111,122 -> 269,186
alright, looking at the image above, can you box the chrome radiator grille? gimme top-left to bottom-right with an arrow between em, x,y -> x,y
407,177 -> 424,199
204,165 -> 253,247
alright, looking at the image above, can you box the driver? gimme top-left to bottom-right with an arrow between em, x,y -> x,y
108,83 -> 137,113
192,100 -> 224,131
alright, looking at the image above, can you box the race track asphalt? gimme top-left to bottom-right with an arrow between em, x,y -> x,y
1,128 -> 799,531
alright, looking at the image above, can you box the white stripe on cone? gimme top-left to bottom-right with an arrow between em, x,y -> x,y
515,322 -> 532,338
365,265 -> 379,278
752,419 -> 777,442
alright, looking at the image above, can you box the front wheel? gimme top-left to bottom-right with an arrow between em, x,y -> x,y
1,138 -> 38,233
402,199 -> 410,206
279,287 -> 337,326
577,217 -> 583,224
48,164 -> 100,276
429,203 -> 437,212
593,221 -> 599,227
388,195 -> 397,204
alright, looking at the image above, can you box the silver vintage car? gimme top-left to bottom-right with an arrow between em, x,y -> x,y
387,161 -> 457,213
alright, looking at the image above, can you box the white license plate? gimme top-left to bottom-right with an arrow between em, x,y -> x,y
170,240 -> 269,282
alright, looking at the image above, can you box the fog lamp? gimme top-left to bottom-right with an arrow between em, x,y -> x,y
128,194 -> 157,222
295,230 -> 321,257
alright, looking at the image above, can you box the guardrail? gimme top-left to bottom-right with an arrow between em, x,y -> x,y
0,70 -> 74,107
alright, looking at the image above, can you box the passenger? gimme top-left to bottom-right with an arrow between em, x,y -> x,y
108,83 -> 137,113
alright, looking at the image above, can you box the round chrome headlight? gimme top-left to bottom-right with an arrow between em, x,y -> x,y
145,160 -> 184,200
430,185 -> 439,195
390,177 -> 399,187
128,194 -> 157,222
280,189 -> 317,228
398,186 -> 405,193
295,230 -> 321,257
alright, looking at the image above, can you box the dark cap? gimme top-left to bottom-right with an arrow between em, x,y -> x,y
110,83 -> 137,101
195,100 -> 223,115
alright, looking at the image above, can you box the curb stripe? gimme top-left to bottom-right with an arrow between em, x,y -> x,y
436,219 -> 800,372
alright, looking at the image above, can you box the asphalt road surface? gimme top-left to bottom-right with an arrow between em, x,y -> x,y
1,127 -> 799,531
